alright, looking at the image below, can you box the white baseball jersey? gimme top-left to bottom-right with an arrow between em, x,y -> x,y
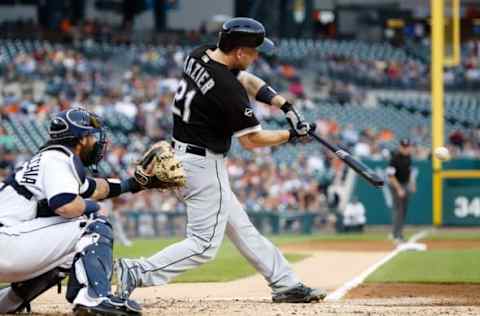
0,145 -> 91,227
0,145 -> 92,284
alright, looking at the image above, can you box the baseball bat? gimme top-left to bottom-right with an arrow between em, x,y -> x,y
308,131 -> 384,187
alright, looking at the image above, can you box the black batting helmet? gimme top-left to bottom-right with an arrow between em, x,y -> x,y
217,17 -> 274,55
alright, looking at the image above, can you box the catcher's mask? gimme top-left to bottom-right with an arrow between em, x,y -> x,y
48,107 -> 108,167
217,17 -> 275,55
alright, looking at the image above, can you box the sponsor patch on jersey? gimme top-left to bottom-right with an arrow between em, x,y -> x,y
244,108 -> 253,117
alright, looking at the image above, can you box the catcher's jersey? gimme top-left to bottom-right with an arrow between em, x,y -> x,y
172,45 -> 261,154
0,145 -> 90,226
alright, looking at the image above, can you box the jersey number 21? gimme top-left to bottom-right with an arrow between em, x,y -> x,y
172,79 -> 197,123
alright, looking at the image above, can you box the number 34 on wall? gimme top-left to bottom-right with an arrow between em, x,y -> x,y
454,196 -> 480,218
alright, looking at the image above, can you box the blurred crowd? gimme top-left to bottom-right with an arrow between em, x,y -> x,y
311,40 -> 480,91
1,38 -> 480,225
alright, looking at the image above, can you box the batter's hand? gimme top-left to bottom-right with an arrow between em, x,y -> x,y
289,122 -> 316,142
281,102 -> 311,136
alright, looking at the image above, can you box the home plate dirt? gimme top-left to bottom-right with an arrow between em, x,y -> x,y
19,242 -> 480,315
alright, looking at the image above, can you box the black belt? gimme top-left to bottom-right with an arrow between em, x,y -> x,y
172,141 -> 207,157
2,174 -> 34,200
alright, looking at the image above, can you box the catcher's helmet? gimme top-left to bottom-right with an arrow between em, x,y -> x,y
218,17 -> 274,54
48,107 -> 107,166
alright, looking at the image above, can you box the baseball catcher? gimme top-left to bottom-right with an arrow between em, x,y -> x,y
0,108 -> 184,315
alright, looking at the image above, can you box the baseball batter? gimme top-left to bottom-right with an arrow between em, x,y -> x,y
0,108 -> 178,315
116,17 -> 326,303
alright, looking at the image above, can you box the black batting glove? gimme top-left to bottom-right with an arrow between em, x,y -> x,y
288,122 -> 316,142
281,102 -> 311,137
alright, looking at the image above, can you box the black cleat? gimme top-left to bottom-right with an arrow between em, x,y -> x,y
73,296 -> 142,316
272,284 -> 327,303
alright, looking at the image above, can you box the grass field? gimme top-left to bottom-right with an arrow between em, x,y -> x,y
367,250 -> 480,283
366,228 -> 480,284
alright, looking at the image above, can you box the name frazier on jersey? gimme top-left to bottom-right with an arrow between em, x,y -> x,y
183,56 -> 215,94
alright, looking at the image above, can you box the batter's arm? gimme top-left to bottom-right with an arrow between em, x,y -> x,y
237,71 -> 286,109
238,130 -> 290,150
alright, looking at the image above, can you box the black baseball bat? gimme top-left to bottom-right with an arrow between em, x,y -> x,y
308,131 -> 384,187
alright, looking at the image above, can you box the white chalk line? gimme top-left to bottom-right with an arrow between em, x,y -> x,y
324,229 -> 431,301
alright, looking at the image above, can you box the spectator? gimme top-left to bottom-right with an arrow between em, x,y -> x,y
342,196 -> 366,232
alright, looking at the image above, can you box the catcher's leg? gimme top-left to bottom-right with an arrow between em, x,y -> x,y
0,267 -> 68,314
67,216 -> 142,316
226,193 -> 326,303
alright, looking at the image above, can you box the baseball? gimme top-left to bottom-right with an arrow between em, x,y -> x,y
434,146 -> 450,160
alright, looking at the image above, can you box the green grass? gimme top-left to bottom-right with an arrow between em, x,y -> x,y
366,250 -> 480,283
114,238 -> 306,283
427,229 -> 480,241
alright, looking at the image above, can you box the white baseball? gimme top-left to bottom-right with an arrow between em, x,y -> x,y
434,146 -> 450,160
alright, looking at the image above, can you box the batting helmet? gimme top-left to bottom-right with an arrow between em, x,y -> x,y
218,17 -> 274,55
48,107 -> 107,166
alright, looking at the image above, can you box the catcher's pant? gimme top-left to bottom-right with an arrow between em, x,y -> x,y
0,217 -> 85,283
0,217 -> 86,313
125,140 -> 300,291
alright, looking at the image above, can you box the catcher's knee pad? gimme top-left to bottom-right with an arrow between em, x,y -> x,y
10,267 -> 68,313
66,216 -> 114,304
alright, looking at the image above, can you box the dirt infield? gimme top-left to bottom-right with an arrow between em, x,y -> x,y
15,238 -> 480,315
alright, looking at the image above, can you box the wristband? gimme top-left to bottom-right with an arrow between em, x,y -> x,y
105,177 -> 142,199
84,200 -> 100,216
255,84 -> 278,105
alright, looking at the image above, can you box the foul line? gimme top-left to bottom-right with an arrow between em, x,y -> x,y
324,229 -> 431,301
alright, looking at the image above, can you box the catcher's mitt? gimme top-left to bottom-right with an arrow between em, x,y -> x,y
134,141 -> 186,190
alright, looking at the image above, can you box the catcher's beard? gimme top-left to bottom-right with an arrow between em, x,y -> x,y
79,141 -> 99,166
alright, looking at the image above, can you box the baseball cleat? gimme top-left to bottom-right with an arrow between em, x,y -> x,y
114,258 -> 137,299
272,284 -> 327,303
73,296 -> 142,316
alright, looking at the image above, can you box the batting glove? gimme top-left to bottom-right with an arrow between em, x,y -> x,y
289,122 -> 316,142
281,102 -> 311,136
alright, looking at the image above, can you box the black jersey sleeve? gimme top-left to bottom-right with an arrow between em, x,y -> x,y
217,83 -> 261,137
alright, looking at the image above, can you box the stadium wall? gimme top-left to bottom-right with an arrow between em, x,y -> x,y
355,159 -> 480,226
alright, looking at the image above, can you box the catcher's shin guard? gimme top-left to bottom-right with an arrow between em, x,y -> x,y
67,216 -> 142,315
9,267 -> 68,313
66,216 -> 114,304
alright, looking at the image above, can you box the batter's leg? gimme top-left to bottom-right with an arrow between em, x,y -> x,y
226,193 -> 301,291
117,158 -> 230,295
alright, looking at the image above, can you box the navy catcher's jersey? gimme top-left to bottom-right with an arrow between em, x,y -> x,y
172,45 -> 261,154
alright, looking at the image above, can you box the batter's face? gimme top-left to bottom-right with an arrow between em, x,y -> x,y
233,47 -> 259,70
